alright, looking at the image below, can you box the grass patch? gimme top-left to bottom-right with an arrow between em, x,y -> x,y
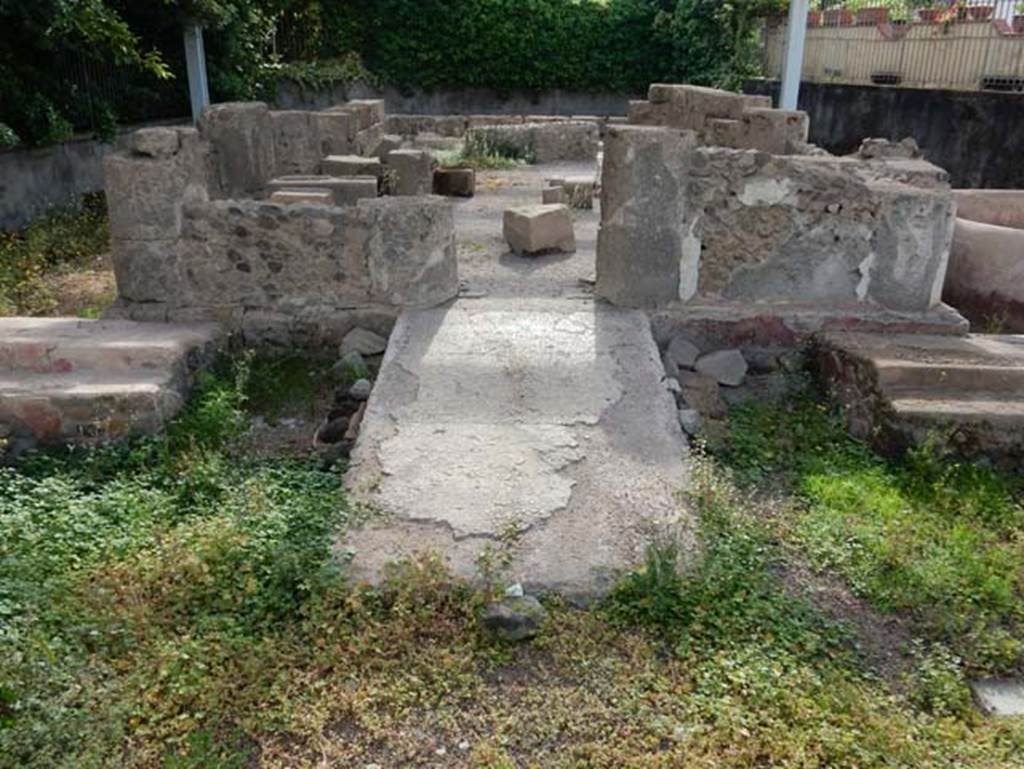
0,194 -> 111,316
2,362 -> 1023,766
439,133 -> 533,171
722,394 -> 1024,675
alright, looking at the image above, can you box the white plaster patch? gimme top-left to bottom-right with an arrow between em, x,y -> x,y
738,177 -> 791,206
856,253 -> 876,302
679,218 -> 701,301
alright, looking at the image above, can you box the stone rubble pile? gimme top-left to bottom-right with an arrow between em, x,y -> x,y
658,332 -> 748,439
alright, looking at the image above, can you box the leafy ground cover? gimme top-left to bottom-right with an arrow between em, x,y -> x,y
0,195 -> 115,318
1,362 -> 1022,768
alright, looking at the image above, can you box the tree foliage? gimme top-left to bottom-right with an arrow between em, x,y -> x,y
0,0 -> 785,149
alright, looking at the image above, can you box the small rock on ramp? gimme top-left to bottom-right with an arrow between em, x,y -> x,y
340,297 -> 694,599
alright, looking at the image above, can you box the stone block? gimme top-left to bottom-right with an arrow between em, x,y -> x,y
433,167 -> 476,197
648,84 -> 747,130
360,197 -> 458,306
269,189 -> 334,205
130,127 -> 181,158
694,349 -> 747,386
346,99 -> 386,130
705,118 -> 744,149
104,152 -> 188,241
542,186 -> 565,205
310,110 -> 356,156
739,108 -> 809,154
375,133 -> 404,160
562,177 -> 596,209
628,100 -> 662,125
355,124 -> 385,156
198,101 -> 276,196
321,154 -> 384,179
503,204 -> 575,256
266,175 -> 378,206
110,238 -> 181,303
270,110 -> 320,175
596,125 -> 700,307
743,94 -> 774,110
383,149 -> 436,196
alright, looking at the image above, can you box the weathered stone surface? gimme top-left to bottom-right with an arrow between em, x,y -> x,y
384,149 -> 436,196
648,84 -> 748,130
677,370 -> 726,418
562,177 -> 596,209
110,238 -> 180,303
503,204 -> 575,255
266,175 -> 378,206
341,299 -> 695,599
346,99 -> 386,130
198,102 -> 276,196
596,126 -> 700,307
349,378 -> 372,401
386,114 -> 467,137
694,349 -> 747,386
375,133 -> 404,159
270,110 -> 320,175
340,327 -> 389,357
130,127 -> 180,158
970,679 -> 1024,716
269,189 -> 333,205
321,154 -> 383,178
677,407 -> 701,435
157,196 -> 456,316
740,108 -> 809,154
310,110 -> 356,156
858,136 -> 921,160
0,318 -> 221,451
481,596 -> 547,641
542,185 -> 565,204
944,217 -> 1024,333
433,167 -> 476,197
466,122 -> 599,163
597,126 -> 956,312
666,335 -> 700,370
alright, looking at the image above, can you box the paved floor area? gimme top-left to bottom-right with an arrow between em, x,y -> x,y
340,162 -> 695,598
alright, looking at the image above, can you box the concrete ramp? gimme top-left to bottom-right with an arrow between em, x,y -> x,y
340,297 -> 694,599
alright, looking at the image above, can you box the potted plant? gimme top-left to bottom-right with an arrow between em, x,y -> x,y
918,2 -> 943,23
808,8 -> 822,26
967,4 -> 994,20
824,6 -> 856,25
856,6 -> 890,24
1014,2 -> 1024,33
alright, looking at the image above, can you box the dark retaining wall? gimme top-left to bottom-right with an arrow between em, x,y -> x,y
744,80 -> 1024,189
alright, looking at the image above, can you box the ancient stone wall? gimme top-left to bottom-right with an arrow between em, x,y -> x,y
596,87 -> 957,317
104,101 -> 458,344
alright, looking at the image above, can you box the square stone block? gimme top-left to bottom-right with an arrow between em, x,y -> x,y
542,186 -> 565,204
433,167 -> 476,197
503,204 -> 575,256
383,149 -> 436,196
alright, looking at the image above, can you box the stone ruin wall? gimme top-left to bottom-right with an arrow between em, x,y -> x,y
104,100 -> 457,345
597,84 -> 957,325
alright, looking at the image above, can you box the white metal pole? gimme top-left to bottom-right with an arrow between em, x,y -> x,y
184,24 -> 210,124
779,0 -> 810,110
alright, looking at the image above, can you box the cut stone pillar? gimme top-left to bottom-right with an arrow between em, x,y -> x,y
503,204 -> 576,256
198,102 -> 276,197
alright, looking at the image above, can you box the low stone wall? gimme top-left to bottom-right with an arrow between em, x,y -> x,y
104,101 -> 458,344
464,121 -> 600,162
596,84 -> 958,328
943,190 -> 1024,332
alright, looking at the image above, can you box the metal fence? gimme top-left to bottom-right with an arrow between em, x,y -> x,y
763,0 -> 1024,91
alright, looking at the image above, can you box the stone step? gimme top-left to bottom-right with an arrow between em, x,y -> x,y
0,369 -> 183,447
0,317 -> 220,375
814,331 -> 1024,463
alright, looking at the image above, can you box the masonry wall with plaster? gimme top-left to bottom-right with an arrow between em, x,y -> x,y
103,100 -> 458,345
597,84 -> 963,347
